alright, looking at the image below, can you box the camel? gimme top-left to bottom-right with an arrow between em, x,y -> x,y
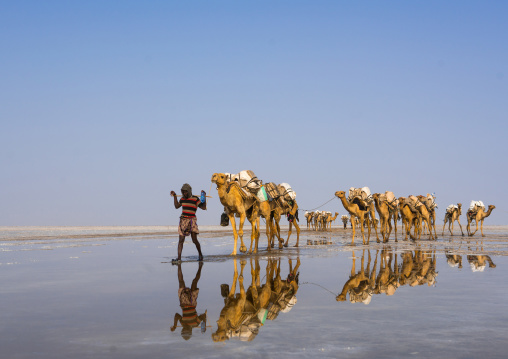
442,203 -> 464,236
398,197 -> 420,241
312,211 -> 323,231
372,248 -> 399,297
269,198 -> 301,248
445,250 -> 463,269
372,193 -> 398,243
416,199 -> 435,240
304,211 -> 314,229
212,259 -> 247,342
466,205 -> 495,237
337,249 -> 374,304
467,254 -> 496,271
326,212 -> 339,229
417,194 -> 438,239
335,191 -> 372,245
403,196 -> 434,240
269,257 -> 300,319
211,173 -> 273,255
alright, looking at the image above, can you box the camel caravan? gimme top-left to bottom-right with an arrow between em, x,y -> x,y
211,170 -> 495,254
304,211 -> 338,231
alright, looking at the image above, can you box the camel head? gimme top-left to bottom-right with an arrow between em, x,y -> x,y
336,293 -> 347,302
211,173 -> 227,187
457,203 -> 462,208
488,205 -> 496,211
212,317 -> 231,342
335,191 -> 345,198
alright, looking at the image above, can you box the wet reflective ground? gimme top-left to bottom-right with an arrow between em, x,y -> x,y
1,226 -> 508,358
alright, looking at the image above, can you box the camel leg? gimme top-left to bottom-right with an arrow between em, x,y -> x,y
294,220 -> 300,247
229,214 -> 239,256
432,212 -> 437,239
386,216 -> 392,243
361,215 -> 367,245
238,214 -> 247,253
481,219 -> 485,237
378,216 -> 384,243
472,218 -> 479,236
285,221 -> 292,248
254,217 -> 261,254
276,216 -> 284,248
230,259 -> 239,295
239,259 -> 246,297
425,217 -> 433,240
263,216 -> 272,253
442,218 -> 447,236
457,219 -> 464,236
351,215 -> 356,245
370,207 -> 379,242
366,217 -> 371,245
248,214 -> 257,254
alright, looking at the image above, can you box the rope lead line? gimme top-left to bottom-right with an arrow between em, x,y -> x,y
301,196 -> 338,212
301,281 -> 337,297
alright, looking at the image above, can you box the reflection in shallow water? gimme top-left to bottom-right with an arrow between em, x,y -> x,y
170,263 -> 208,340
445,237 -> 497,272
211,257 -> 300,342
337,248 -> 439,304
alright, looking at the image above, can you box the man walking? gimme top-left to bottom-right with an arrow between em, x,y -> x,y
170,183 -> 206,263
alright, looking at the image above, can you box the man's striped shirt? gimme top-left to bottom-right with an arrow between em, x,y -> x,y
180,196 -> 201,218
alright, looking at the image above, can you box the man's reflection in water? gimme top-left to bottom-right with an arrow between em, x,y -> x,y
337,248 -> 438,304
212,257 -> 300,342
170,262 -> 207,340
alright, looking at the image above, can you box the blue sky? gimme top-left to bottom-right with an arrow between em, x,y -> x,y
1,1 -> 507,226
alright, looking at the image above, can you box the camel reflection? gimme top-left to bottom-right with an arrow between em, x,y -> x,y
466,238 -> 496,271
212,257 -> 300,342
337,248 -> 438,304
445,249 -> 463,269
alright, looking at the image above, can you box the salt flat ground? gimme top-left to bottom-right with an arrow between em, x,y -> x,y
1,226 -> 507,359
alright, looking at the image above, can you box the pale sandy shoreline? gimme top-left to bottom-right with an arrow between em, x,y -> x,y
2,225 -> 508,256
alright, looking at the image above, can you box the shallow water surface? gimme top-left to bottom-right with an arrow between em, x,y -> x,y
1,226 -> 507,358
